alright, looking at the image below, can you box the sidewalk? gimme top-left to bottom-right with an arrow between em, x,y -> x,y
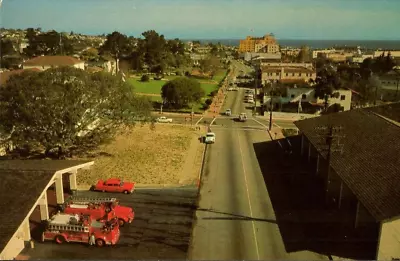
205,70 -> 233,117
267,127 -> 285,140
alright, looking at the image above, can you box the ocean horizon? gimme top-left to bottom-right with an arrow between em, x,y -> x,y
182,39 -> 400,50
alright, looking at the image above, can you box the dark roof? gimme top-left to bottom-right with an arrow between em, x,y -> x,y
0,160 -> 92,252
365,102 -> 400,124
294,107 -> 400,222
0,170 -> 55,252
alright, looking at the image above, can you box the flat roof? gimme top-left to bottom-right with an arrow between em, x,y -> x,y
0,160 -> 93,253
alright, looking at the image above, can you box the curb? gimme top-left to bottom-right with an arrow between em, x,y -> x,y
76,183 -> 197,191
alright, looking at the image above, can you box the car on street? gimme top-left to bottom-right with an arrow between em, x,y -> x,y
204,132 -> 216,144
156,116 -> 173,123
225,109 -> 232,116
238,113 -> 247,122
92,178 -> 136,194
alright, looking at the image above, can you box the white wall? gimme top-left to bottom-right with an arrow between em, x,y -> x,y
377,217 -> 400,260
23,63 -> 85,71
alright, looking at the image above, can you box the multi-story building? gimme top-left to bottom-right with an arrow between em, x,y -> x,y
239,33 -> 279,53
261,66 -> 317,85
378,70 -> 400,101
312,49 -> 336,59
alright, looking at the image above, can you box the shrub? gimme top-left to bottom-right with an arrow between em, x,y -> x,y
141,74 -> 150,82
205,98 -> 213,105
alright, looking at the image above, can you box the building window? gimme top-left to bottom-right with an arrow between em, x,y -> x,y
292,73 -> 295,76
340,95 -> 346,100
298,73 -> 301,76
291,94 -> 295,98
285,73 -> 288,76
302,94 -> 307,99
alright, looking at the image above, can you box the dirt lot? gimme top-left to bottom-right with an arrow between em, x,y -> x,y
76,124 -> 204,186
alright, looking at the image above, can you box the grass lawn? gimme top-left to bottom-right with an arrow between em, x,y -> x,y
76,124 -> 202,185
212,69 -> 228,83
129,78 -> 219,96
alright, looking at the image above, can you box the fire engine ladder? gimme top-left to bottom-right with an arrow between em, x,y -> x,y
49,223 -> 90,233
68,197 -> 118,205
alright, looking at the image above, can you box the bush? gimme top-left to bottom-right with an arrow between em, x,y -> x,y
205,98 -> 213,105
154,74 -> 163,80
141,74 -> 150,82
202,103 -> 210,110
282,128 -> 298,137
210,90 -> 218,97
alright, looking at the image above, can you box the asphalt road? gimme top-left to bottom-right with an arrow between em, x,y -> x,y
188,64 -> 328,260
22,188 -> 197,259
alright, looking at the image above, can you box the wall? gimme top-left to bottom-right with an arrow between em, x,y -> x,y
260,62 -> 313,68
377,217 -> 400,260
316,89 -> 352,111
73,62 -> 85,70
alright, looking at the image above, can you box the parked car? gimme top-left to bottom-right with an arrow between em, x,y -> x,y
92,178 -> 135,194
156,116 -> 173,123
204,132 -> 216,144
238,113 -> 247,122
225,109 -> 232,116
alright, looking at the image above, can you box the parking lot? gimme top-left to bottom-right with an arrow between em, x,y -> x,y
22,187 -> 197,259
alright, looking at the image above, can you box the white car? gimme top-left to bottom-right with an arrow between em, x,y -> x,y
204,132 -> 216,144
156,116 -> 173,123
228,87 -> 234,91
225,109 -> 232,116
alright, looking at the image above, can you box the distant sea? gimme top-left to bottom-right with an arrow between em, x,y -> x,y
183,39 -> 400,50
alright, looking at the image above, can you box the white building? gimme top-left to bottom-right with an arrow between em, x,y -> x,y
23,56 -> 85,71
312,49 -> 336,59
378,70 -> 400,101
242,52 -> 281,62
268,87 -> 352,112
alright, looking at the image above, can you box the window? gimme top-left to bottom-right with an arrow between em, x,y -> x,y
292,73 -> 295,76
291,94 -> 295,98
285,73 -> 288,76
298,73 -> 301,76
302,94 -> 307,99
340,95 -> 346,100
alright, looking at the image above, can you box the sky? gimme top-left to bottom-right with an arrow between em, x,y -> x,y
1,0 -> 399,40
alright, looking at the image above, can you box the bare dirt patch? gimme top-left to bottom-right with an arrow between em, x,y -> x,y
77,124 -> 202,186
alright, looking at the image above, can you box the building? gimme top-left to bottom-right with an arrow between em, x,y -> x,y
85,56 -> 117,75
0,160 -> 94,260
312,49 -> 336,59
349,54 -> 374,64
261,66 -> 317,85
294,103 -> 400,260
239,33 -> 279,53
23,56 -> 85,71
373,50 -> 400,58
378,70 -> 400,102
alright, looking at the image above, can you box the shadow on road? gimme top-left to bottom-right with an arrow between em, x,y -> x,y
253,136 -> 378,260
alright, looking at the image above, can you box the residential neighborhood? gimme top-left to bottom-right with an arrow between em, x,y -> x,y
0,0 -> 400,260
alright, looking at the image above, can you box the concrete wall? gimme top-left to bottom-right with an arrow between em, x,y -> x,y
377,217 -> 400,260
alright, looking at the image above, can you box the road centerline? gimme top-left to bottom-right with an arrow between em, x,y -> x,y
236,130 -> 260,260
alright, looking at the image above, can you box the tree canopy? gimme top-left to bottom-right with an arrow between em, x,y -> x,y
98,31 -> 130,72
0,67 -> 152,158
23,29 -> 74,57
161,77 -> 205,108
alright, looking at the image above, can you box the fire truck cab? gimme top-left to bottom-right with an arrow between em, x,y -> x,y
59,197 -> 135,227
42,213 -> 120,247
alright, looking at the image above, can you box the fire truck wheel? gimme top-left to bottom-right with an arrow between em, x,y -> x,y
102,190 -> 105,192
118,218 -> 125,227
95,239 -> 105,247
55,235 -> 65,244
123,190 -> 129,194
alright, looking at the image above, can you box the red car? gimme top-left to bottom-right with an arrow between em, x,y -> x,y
92,178 -> 135,194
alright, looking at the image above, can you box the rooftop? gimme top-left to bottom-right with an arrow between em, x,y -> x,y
23,56 -> 83,67
0,160 -> 93,252
294,104 -> 400,222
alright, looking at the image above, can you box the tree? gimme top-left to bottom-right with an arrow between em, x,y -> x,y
0,67 -> 152,158
138,30 -> 168,73
99,31 -> 130,73
161,77 -> 205,108
23,30 -> 74,57
0,39 -> 16,67
80,47 -> 99,61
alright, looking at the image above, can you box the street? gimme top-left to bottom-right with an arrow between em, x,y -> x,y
188,62 -> 328,260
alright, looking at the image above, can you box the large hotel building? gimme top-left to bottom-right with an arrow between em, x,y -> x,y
238,33 -> 280,53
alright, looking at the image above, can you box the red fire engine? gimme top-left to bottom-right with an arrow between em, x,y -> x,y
58,197 -> 134,227
42,213 -> 120,247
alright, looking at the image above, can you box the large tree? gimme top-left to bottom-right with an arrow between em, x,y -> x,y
138,30 -> 168,73
98,31 -> 130,73
161,77 -> 205,108
23,29 -> 74,57
0,67 -> 151,158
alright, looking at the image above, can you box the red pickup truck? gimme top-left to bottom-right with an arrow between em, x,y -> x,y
92,178 -> 135,194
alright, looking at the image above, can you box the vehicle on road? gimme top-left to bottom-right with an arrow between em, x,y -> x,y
42,213 -> 120,247
204,132 -> 216,144
246,99 -> 255,104
225,109 -> 232,116
59,197 -> 135,227
238,113 -> 247,122
92,178 -> 135,194
156,116 -> 173,123
227,87 -> 234,91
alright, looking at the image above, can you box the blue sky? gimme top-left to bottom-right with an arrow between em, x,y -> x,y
1,0 -> 399,40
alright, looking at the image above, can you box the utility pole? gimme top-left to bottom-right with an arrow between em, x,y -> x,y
269,81 -> 274,130
315,125 -> 345,206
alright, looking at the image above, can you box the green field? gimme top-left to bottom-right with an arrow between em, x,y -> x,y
128,78 -> 218,96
